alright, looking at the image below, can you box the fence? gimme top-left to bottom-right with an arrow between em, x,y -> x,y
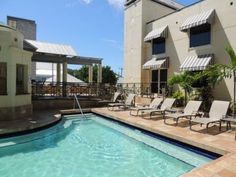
31,81 -> 168,99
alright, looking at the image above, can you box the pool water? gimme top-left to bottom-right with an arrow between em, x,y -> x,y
0,114 -> 214,177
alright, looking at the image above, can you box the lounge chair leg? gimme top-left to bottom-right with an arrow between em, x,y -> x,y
176,118 -> 179,126
219,121 -> 222,132
206,123 -> 209,133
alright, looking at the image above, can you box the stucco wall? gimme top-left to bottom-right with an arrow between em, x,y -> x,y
143,0 -> 236,100
0,25 -> 33,119
123,0 -> 176,83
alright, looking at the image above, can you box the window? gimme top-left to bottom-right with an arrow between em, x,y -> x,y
8,20 -> 17,29
0,63 -> 7,95
190,24 -> 211,47
16,64 -> 27,94
152,38 -> 165,55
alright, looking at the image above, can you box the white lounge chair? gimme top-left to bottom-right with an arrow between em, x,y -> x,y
189,100 -> 230,132
164,101 -> 202,125
110,92 -> 121,103
108,94 -> 136,111
129,98 -> 163,116
141,98 -> 176,118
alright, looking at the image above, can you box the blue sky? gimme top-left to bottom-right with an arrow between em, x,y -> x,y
1,0 -> 199,75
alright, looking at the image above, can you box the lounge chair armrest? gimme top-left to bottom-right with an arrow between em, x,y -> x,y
136,103 -> 149,107
164,107 -> 177,113
194,111 -> 204,118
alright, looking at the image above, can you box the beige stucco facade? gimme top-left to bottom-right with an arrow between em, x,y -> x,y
123,0 -> 178,83
0,25 -> 33,120
124,0 -> 236,100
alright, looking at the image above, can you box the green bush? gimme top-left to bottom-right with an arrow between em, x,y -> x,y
172,90 -> 184,107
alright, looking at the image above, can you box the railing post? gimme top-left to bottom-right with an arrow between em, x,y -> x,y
63,82 -> 67,97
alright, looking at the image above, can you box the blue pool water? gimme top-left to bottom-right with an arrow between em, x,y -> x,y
0,114 -> 215,177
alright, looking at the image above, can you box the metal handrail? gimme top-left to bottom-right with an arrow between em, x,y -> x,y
73,95 -> 86,118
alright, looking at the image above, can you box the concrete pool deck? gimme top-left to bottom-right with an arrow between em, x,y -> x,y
92,107 -> 236,177
0,110 -> 61,136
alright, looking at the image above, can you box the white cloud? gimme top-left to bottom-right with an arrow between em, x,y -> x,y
107,0 -> 125,9
102,38 -> 123,51
81,0 -> 92,4
66,0 -> 92,7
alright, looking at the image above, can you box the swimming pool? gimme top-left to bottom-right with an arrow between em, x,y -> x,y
0,114 -> 217,177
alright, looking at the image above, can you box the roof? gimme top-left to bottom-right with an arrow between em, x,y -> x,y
154,0 -> 184,10
147,0 -> 205,25
125,0 -> 184,10
25,39 -> 77,56
7,16 -> 36,24
45,74 -> 85,83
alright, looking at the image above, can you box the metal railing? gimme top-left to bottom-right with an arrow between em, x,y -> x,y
73,94 -> 86,118
31,81 -> 168,99
32,82 -> 117,99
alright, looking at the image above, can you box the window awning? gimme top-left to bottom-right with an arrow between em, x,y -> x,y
180,9 -> 215,32
143,57 -> 169,70
144,25 -> 168,42
179,54 -> 213,71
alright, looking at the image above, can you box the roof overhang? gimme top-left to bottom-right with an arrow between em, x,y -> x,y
31,53 -> 102,65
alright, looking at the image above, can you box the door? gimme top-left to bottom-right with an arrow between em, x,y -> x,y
151,69 -> 167,93
151,70 -> 158,93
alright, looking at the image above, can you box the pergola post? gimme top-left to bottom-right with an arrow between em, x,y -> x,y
96,64 -> 102,96
97,64 -> 102,83
88,65 -> 93,83
62,62 -> 67,97
56,63 -> 61,83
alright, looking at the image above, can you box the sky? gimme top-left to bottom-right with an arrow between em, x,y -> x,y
0,0 -> 199,75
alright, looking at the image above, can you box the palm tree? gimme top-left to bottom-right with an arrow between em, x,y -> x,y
168,71 -> 195,105
221,46 -> 236,117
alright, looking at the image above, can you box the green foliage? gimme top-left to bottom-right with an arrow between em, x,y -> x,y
68,65 -> 118,84
168,71 -> 195,93
172,90 -> 184,100
172,90 -> 184,107
226,46 -> 236,68
194,65 -> 224,88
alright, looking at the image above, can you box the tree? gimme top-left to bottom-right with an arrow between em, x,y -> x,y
168,71 -> 195,105
212,46 -> 236,117
68,65 -> 118,84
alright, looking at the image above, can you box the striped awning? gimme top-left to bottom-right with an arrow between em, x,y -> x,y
180,9 -> 215,32
180,54 -> 214,71
143,57 -> 169,70
144,25 -> 168,42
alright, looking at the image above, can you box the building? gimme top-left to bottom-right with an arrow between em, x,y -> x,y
0,24 -> 33,120
0,16 -> 102,120
123,0 -> 236,100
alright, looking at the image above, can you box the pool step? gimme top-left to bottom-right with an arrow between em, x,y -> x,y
60,108 -> 91,116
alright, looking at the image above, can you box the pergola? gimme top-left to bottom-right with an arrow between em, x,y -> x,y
24,39 -> 103,84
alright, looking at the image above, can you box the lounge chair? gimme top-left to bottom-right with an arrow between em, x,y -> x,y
106,92 -> 121,103
164,101 -> 202,125
189,100 -> 230,132
108,93 -> 136,111
129,98 -> 163,116
141,98 -> 176,118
